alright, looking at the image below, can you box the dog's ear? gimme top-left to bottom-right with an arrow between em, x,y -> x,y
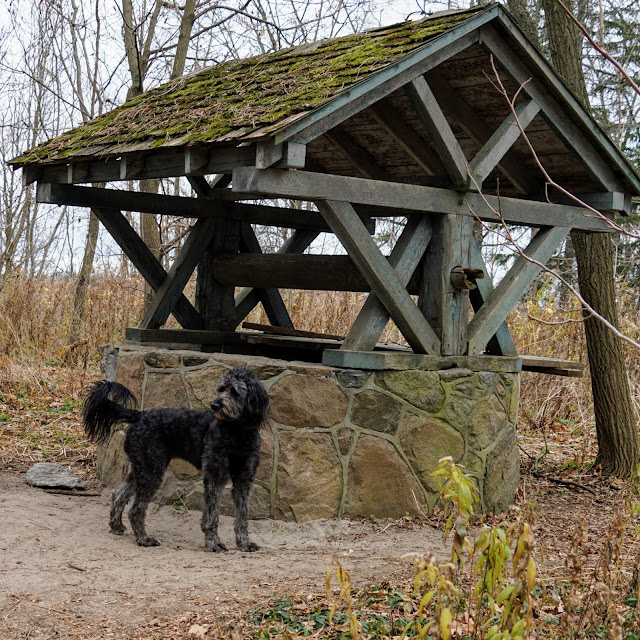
244,380 -> 270,425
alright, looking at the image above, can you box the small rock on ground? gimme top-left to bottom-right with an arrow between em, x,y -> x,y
25,463 -> 86,490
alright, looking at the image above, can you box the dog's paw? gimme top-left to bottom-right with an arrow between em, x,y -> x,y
205,541 -> 228,552
238,541 -> 260,552
110,524 -> 126,536
137,536 -> 160,547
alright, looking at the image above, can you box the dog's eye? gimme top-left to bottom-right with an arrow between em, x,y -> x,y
230,388 -> 239,397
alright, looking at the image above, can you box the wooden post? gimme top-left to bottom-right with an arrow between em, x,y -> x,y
419,214 -> 472,355
196,217 -> 241,331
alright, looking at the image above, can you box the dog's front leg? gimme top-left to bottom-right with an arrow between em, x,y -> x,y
201,465 -> 227,552
231,476 -> 259,552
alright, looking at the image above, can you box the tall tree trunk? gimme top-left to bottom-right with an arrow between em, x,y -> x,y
541,0 -> 638,476
66,210 -> 99,364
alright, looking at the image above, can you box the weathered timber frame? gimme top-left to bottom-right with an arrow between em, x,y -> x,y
17,4 -> 640,375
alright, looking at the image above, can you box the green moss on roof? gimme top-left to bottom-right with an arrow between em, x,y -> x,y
12,4 -> 491,165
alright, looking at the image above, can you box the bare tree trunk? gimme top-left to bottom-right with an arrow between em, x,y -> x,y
66,210 -> 99,364
542,0 -> 638,476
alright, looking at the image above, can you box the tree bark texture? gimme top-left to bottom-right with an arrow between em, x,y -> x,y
66,210 -> 99,364
541,0 -> 638,475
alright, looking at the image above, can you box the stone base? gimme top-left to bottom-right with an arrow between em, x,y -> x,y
96,345 -> 520,521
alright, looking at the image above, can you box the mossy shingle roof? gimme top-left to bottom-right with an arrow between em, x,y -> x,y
12,5 -> 490,165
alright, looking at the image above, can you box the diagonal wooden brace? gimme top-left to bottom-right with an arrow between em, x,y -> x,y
139,216 -> 218,330
341,215 -> 433,351
92,208 -> 203,330
317,200 -> 440,355
468,236 -> 517,356
467,226 -> 570,354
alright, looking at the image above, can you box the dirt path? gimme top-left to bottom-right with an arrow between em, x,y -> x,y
0,473 -> 448,639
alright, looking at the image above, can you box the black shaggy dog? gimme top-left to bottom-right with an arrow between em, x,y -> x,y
83,367 -> 269,552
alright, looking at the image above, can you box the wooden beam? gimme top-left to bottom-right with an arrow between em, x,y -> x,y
419,214 -> 472,355
469,236 -> 517,356
29,146 -> 256,184
36,182 -> 376,233
468,99 -> 540,187
342,215 -> 433,351
369,101 -> 445,176
232,167 -> 614,232
317,199 -> 440,354
325,129 -> 387,180
233,229 -> 320,325
256,141 -> 306,169
91,208 -> 203,329
425,71 -> 538,195
119,155 -> 145,180
323,349 -> 522,373
545,190 -> 631,215
139,217 -> 218,330
405,76 -> 469,187
481,24 -> 626,193
467,226 -> 570,354
184,148 -> 209,175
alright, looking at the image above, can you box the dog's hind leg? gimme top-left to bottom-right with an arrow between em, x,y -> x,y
127,473 -> 163,547
110,473 -> 135,535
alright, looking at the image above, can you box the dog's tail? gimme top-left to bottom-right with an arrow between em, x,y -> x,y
83,380 -> 140,444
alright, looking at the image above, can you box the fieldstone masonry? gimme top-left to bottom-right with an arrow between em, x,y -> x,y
96,345 -> 520,520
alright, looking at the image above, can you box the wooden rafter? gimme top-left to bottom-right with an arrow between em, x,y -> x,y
481,24 -> 625,193
369,101 -> 446,176
468,99 -> 540,187
325,128 -> 387,180
424,72 -> 539,195
405,76 -> 468,187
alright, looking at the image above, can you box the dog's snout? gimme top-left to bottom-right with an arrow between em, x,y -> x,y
211,399 -> 223,412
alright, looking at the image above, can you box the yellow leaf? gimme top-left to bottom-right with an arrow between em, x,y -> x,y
527,556 -> 536,591
440,608 -> 453,640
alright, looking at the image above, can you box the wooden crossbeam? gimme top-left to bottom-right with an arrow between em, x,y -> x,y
469,236 -> 517,356
139,217 -> 218,330
425,72 -> 538,195
481,24 -> 626,193
468,99 -> 540,187
406,76 -> 468,187
37,182 -> 376,233
232,167 -> 614,232
91,208 -> 203,329
316,200 -> 441,354
341,215 -> 433,351
233,229 -> 320,326
467,226 -> 570,354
